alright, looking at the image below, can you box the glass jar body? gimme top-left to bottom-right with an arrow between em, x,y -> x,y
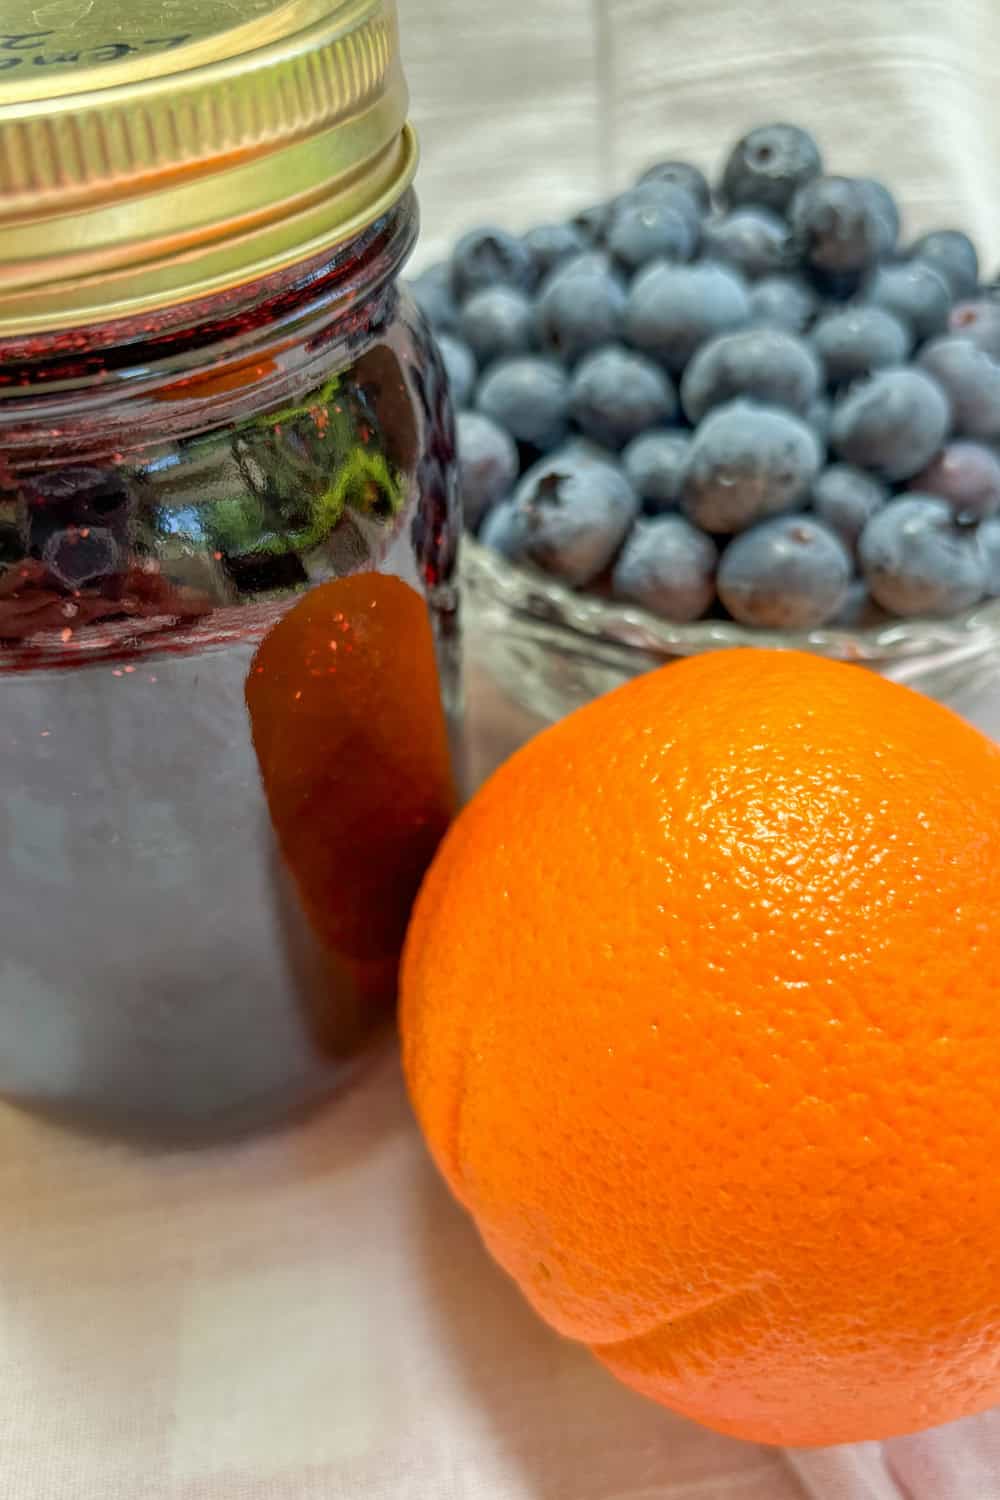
0,195 -> 461,1142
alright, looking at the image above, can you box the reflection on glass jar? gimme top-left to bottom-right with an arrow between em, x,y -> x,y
246,571 -> 456,1035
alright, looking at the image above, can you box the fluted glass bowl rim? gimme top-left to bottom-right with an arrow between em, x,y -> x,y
462,536 -> 1000,664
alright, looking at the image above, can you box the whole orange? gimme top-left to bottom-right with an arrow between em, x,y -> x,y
401,650 -> 1000,1447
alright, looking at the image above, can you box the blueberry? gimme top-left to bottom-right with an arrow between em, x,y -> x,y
476,357 -> 571,448
917,338 -> 1000,440
857,179 -> 900,256
542,250 -> 612,280
456,411 -> 520,529
637,160 -> 712,213
911,441 -> 1000,521
910,230 -> 979,299
573,201 -> 616,245
511,450 -> 638,586
701,208 -> 792,278
720,123 -> 822,214
618,180 -> 702,230
829,579 -> 886,627
811,306 -> 911,387
622,430 -> 692,512
948,300 -> 1000,357
624,260 -> 750,373
459,286 -> 535,365
815,301 -> 917,387
859,495 -> 987,616
811,464 -> 888,554
611,515 -> 718,621
523,221 -> 590,279
450,226 -> 535,301
789,176 -> 883,277
681,399 -> 822,533
865,261 -> 952,341
978,516 -> 1000,594
407,262 -> 459,334
556,435 -> 621,467
748,274 -> 818,334
680,327 -> 822,423
807,396 -> 832,445
829,367 -> 951,480
44,524 -> 120,588
717,515 -> 851,628
436,334 -> 477,409
479,499 -> 530,559
535,256 -> 627,362
606,187 -> 698,270
569,344 -> 677,448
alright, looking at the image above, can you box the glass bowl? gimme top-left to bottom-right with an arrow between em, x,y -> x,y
462,535 -> 1000,725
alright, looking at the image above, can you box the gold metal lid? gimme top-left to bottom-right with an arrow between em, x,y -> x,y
0,0 -> 416,334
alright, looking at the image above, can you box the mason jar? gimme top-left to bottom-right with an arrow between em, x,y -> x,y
0,0 -> 460,1141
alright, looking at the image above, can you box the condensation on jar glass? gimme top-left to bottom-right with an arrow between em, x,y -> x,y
0,0 -> 460,1141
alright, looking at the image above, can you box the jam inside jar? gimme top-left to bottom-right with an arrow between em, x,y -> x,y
0,193 -> 462,1141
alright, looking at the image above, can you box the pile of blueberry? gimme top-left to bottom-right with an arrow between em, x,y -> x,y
408,123 -> 1000,630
